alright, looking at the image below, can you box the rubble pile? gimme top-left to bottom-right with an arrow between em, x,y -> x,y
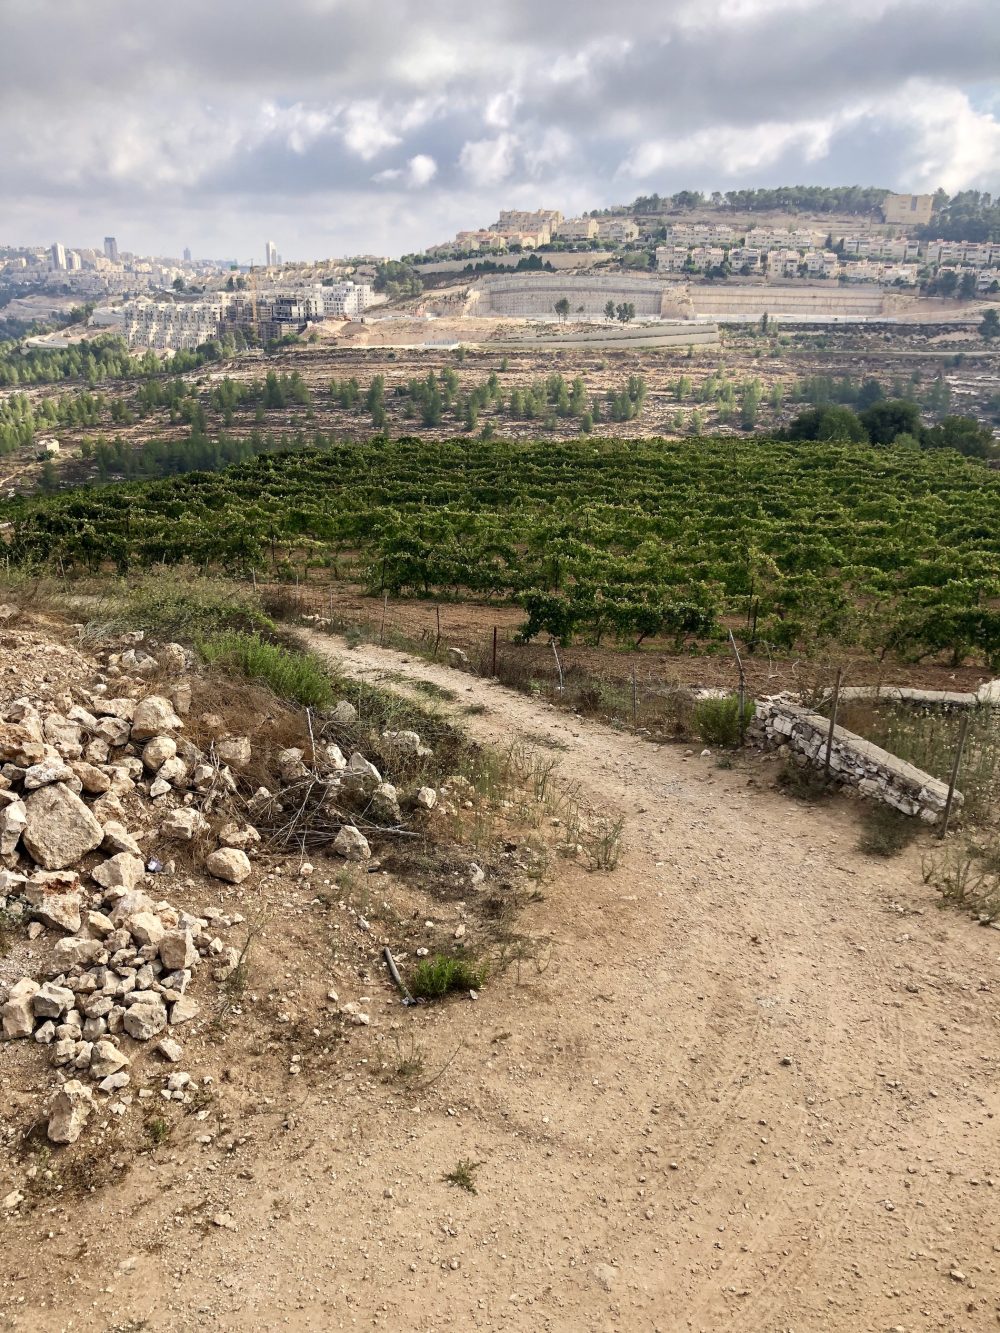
0,627 -> 448,1147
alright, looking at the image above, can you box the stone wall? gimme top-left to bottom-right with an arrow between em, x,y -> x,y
749,699 -> 960,823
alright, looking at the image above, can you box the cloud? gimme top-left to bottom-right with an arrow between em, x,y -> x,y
0,0 -> 996,259
459,134 -> 519,187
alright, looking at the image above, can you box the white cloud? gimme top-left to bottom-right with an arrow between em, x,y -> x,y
340,101 -> 400,159
620,117 -> 835,180
459,133 -> 518,186
406,153 -> 438,187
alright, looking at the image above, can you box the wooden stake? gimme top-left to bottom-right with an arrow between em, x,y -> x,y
824,668 -> 842,777
434,605 -> 441,658
379,592 -> 388,646
940,713 -> 971,838
492,625 -> 498,678
728,630 -> 749,745
631,662 -> 638,729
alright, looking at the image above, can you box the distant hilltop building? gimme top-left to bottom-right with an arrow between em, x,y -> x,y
183,247 -> 192,263
121,280 -> 373,350
104,236 -> 119,263
881,193 -> 934,227
265,240 -> 279,267
50,242 -> 66,270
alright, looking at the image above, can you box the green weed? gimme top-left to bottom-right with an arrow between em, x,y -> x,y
410,954 -> 487,1000
442,1158 -> 484,1194
693,694 -> 755,748
198,632 -> 333,709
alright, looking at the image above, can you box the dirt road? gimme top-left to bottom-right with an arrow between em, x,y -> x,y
13,632 -> 1000,1332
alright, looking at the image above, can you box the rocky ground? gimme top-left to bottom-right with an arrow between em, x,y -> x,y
1,610 -> 999,1332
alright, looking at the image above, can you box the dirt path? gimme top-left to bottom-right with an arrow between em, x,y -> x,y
12,632 -> 1000,1333
303,634 -> 1000,1331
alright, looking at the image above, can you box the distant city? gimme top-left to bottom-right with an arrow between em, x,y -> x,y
2,191 -> 998,352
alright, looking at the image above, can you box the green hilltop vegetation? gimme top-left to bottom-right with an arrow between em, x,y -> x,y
4,434 -> 1000,667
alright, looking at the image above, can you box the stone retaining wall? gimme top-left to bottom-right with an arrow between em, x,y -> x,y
750,699 -> 960,823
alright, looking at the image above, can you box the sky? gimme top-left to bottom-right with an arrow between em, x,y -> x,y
2,0 -> 998,264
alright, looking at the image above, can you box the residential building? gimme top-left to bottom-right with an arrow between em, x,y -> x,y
495,209 -> 562,234
265,240 -> 278,267
66,251 -> 82,271
881,193 -> 934,227
104,237 -> 119,263
50,242 -> 66,270
322,281 -> 374,317
183,247 -> 192,263
123,298 -> 225,350
554,217 -> 599,241
454,229 -> 508,252
596,219 -> 639,244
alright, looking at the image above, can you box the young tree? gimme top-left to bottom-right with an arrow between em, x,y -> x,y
980,308 -> 1000,342
604,300 -> 616,322
554,298 -> 571,322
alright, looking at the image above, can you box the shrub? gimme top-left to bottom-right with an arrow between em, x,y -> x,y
857,804 -> 918,858
198,632 -> 333,709
101,570 -> 276,642
409,954 -> 487,1000
693,694 -> 755,747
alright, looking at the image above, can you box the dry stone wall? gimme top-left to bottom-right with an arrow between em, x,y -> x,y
750,698 -> 959,823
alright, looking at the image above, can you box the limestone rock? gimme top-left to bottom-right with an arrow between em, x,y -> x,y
90,1039 -> 130,1078
156,755 -> 188,787
158,643 -> 188,673
130,696 -> 181,743
141,736 -> 177,772
51,935 -> 104,968
415,786 -> 437,811
91,852 -> 146,893
160,807 -> 208,841
32,982 -> 75,1020
0,721 -> 46,767
93,716 -> 132,748
0,799 -> 26,861
217,736 -> 252,767
159,928 -> 197,971
22,783 -> 104,870
277,747 -> 309,782
206,847 -> 251,884
370,782 -> 401,825
331,700 -> 358,725
2,978 -> 40,1038
47,1079 -> 94,1144
346,752 -> 381,783
333,825 -> 371,861
101,821 -> 143,856
123,1001 -> 167,1041
127,911 -> 165,947
155,1037 -> 183,1062
23,870 -> 83,933
23,759 -> 76,790
170,995 -> 199,1025
68,760 -> 111,795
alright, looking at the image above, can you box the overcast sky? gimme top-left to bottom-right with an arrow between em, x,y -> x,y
2,0 -> 998,263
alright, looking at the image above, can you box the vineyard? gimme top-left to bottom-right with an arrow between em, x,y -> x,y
5,435 -> 1000,665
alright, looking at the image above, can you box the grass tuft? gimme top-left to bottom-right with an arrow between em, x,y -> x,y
442,1158 -> 484,1194
857,803 -> 918,858
198,632 -> 333,709
410,954 -> 487,1000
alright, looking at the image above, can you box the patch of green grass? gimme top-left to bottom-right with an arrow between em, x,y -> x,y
442,1158 -> 484,1194
412,679 -> 458,702
146,1116 -> 170,1147
97,570 -> 276,643
693,694 -> 755,748
579,814 -> 625,871
857,803 -> 918,858
199,632 -> 333,709
410,954 -> 487,1000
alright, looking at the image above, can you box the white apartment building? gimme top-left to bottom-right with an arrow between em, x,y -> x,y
496,209 -> 563,234
322,281 -> 374,317
124,299 -> 225,350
